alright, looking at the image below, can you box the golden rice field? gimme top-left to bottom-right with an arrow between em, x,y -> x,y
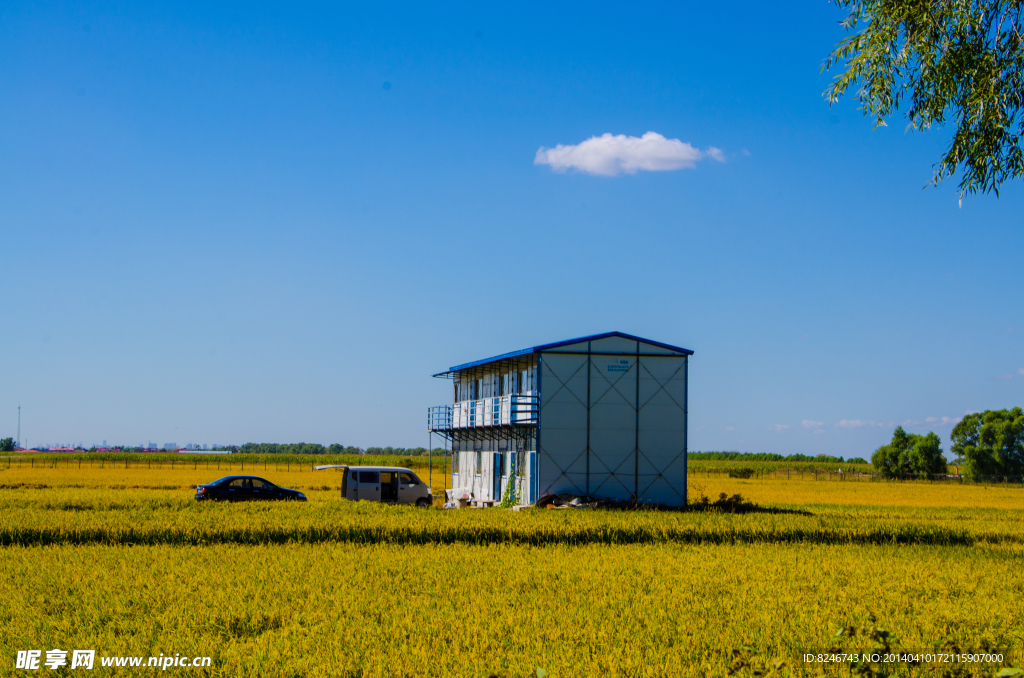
0,462 -> 452,502
1,463 -> 1022,677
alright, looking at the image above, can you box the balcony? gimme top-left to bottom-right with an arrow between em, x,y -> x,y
428,394 -> 538,432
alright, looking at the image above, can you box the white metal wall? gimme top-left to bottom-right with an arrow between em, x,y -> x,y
451,394 -> 536,428
449,450 -> 535,504
537,337 -> 688,506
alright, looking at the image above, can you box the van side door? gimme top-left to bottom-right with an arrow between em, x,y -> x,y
380,471 -> 398,503
356,471 -> 381,501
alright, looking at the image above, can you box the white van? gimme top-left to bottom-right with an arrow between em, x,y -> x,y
315,465 -> 432,507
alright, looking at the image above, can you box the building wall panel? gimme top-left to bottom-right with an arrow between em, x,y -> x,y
636,356 -> 687,505
589,336 -> 639,354
540,340 -> 589,353
584,357 -> 637,501
539,353 -> 589,496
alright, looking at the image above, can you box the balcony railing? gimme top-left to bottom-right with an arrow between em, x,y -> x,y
428,394 -> 538,432
428,405 -> 452,432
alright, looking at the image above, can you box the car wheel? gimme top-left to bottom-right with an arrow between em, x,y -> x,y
415,498 -> 430,508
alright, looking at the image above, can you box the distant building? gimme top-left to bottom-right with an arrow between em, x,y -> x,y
163,443 -> 177,450
429,332 -> 692,507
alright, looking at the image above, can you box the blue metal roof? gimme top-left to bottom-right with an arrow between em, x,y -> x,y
435,331 -> 693,376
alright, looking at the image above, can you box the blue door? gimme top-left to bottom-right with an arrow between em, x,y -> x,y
493,452 -> 503,501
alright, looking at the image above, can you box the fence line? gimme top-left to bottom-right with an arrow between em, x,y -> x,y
2,458 -> 318,473
1,458 -> 1022,487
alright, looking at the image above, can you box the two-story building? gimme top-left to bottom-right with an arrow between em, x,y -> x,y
428,331 -> 692,507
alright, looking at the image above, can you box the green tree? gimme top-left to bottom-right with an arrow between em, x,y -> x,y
824,0 -> 1024,199
0,437 -> 14,452
950,407 -> 1024,476
872,426 -> 947,477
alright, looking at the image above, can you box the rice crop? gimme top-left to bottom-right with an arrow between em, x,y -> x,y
0,487 -> 1020,548
688,458 -> 873,472
1,464 -> 1021,676
690,476 -> 1024,510
0,542 -> 1020,677
0,463 -> 451,497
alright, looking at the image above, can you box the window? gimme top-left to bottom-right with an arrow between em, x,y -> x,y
475,451 -> 482,475
454,383 -> 461,402
228,479 -> 247,488
350,471 -> 358,484
400,472 -> 419,486
358,471 -> 380,484
250,479 -> 266,489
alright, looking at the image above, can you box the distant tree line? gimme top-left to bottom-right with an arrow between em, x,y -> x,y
0,438 -> 15,452
691,451 -> 868,464
872,407 -> 1023,478
236,443 -> 444,456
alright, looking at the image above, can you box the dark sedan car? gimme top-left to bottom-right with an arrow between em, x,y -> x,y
194,476 -> 307,502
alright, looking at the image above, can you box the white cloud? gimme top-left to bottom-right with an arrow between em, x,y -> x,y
706,146 -> 726,162
924,416 -> 961,426
802,420 -> 824,428
1018,368 -> 1024,376
836,419 -> 887,428
835,416 -> 963,431
534,132 -> 714,176
996,374 -> 1013,381
769,424 -> 789,432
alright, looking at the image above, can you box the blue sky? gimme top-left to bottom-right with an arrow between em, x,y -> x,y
2,1 -> 1022,456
